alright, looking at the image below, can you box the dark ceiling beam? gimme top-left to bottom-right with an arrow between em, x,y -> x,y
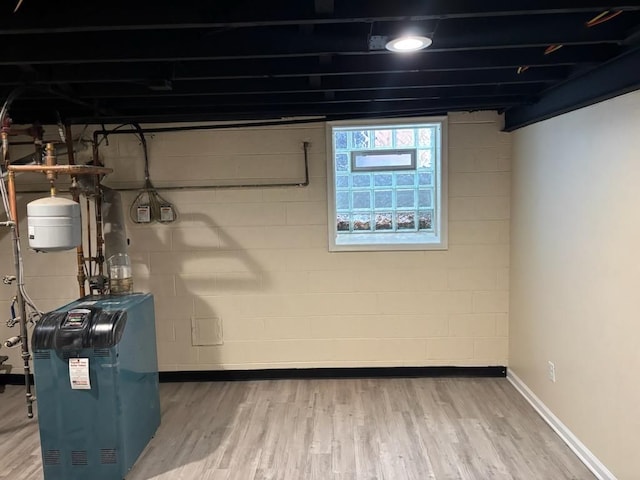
55,97 -> 522,124
15,96 -> 530,116
0,22 -> 628,66
114,99 -> 526,113
112,94 -> 530,110
1,1 -> 639,33
22,110 -> 329,125
115,98 -> 523,115
0,46 -> 614,86
17,69 -> 568,100
14,84 -> 540,109
504,47 -> 640,131
16,102 -> 514,125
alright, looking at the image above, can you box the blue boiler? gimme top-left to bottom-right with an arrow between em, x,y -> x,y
32,293 -> 161,480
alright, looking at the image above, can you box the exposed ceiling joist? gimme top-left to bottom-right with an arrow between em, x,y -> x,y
0,46 -> 613,87
16,84 -> 540,109
1,0 -> 639,33
10,69 -> 568,102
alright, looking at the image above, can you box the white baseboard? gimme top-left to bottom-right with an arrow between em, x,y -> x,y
507,370 -> 616,480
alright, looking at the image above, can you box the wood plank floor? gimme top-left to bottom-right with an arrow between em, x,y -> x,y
0,378 -> 595,480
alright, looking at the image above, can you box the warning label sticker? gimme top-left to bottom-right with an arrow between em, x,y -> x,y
69,358 -> 91,390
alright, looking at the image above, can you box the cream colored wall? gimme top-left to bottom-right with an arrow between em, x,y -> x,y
510,90 -> 640,479
0,111 -> 510,372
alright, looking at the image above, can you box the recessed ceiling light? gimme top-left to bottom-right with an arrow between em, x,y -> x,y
385,35 -> 432,53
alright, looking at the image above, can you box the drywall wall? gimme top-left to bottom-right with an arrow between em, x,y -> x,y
0,111 -> 510,372
510,90 -> 640,479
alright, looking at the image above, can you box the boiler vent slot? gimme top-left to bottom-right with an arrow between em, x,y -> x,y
71,450 -> 88,466
44,450 -> 61,465
100,448 -> 118,464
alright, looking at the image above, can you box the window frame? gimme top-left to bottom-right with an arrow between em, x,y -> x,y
326,116 -> 448,252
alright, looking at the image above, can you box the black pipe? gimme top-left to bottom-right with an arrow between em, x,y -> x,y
92,117 -> 323,139
90,122 -> 312,191
120,140 -> 310,191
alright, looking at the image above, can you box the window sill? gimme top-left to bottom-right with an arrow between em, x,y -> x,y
330,232 -> 447,252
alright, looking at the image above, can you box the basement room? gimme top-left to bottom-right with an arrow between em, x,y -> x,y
0,1 -> 639,479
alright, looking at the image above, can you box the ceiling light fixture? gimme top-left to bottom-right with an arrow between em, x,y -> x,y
385,35 -> 432,53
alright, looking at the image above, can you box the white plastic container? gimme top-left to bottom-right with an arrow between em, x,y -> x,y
27,196 -> 81,252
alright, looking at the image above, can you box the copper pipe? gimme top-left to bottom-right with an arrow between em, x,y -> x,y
65,125 -> 86,297
7,164 -> 112,175
44,142 -> 57,183
7,171 -> 18,235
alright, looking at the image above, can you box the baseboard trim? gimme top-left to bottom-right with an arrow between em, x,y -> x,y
158,366 -> 506,382
0,374 -> 34,385
507,370 -> 616,480
1,366 -> 506,386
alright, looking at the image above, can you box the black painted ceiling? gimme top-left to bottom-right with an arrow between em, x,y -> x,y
1,1 -> 640,129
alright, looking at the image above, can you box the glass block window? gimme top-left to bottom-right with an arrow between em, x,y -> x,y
327,117 -> 447,251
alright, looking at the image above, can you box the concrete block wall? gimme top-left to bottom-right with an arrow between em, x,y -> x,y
0,112 -> 510,371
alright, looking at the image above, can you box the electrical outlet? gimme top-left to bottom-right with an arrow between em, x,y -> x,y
547,361 -> 556,383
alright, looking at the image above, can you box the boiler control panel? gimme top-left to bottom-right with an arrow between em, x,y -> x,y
61,309 -> 91,329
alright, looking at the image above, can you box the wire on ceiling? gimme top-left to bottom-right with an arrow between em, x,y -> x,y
586,10 -> 622,27
516,9 -> 624,75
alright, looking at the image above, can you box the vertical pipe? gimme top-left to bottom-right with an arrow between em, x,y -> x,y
96,190 -> 104,279
15,274 -> 33,418
65,125 -> 86,297
85,198 -> 92,289
44,143 -> 57,184
34,133 -> 43,165
7,171 -> 18,236
6,174 -> 33,417
90,137 -> 101,292
92,138 -> 100,167
1,130 -> 9,168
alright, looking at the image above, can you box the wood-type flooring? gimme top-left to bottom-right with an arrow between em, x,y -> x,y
0,378 -> 595,479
